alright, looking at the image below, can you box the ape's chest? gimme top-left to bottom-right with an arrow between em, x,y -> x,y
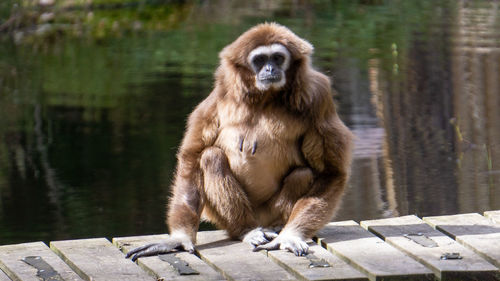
215,112 -> 307,204
216,110 -> 306,158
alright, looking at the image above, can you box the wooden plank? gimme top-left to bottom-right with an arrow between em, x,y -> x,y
264,241 -> 368,281
361,215 -> 499,281
112,234 -> 223,280
196,230 -> 296,280
317,220 -> 434,281
50,238 -> 153,281
424,213 -> 500,268
484,210 -> 500,224
0,269 -> 10,281
0,242 -> 82,281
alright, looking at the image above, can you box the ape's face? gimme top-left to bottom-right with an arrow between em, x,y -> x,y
247,44 -> 291,91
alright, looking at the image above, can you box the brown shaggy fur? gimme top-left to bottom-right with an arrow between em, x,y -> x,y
167,22 -> 353,243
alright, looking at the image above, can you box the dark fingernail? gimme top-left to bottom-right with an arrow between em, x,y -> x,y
239,136 -> 244,151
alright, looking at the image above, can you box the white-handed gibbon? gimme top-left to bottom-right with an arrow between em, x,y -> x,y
127,23 -> 353,260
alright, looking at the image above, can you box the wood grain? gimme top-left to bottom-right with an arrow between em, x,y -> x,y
196,230 -> 296,280
317,220 -> 434,281
424,213 -> 500,267
362,215 -> 499,281
0,242 -> 82,281
0,268 -> 11,281
113,234 -> 223,280
263,241 -> 368,281
484,210 -> 500,224
50,238 -> 153,281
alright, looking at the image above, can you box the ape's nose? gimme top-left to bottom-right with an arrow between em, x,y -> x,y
265,64 -> 274,74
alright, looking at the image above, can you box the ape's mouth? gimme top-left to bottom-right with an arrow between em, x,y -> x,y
256,74 -> 285,91
260,75 -> 282,83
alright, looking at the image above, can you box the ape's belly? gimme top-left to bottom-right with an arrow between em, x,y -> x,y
215,126 -> 303,205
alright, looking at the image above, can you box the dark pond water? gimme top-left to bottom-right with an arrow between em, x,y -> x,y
1,0 -> 499,245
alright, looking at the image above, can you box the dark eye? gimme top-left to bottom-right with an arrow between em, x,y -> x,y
272,53 -> 285,65
252,55 -> 267,68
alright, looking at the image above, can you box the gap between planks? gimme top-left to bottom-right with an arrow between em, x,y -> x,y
0,210 -> 498,281
361,215 -> 499,281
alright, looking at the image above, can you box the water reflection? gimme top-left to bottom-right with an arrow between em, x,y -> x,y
452,0 -> 500,212
0,0 -> 499,244
338,0 -> 500,222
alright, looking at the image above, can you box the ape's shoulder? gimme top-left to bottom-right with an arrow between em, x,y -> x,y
299,69 -> 336,122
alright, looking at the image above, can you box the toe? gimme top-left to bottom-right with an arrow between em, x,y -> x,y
253,240 -> 279,252
182,241 -> 195,254
126,243 -> 154,259
263,231 -> 278,240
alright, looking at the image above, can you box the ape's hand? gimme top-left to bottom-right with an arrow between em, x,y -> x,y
241,227 -> 279,246
125,235 -> 194,261
253,231 -> 308,256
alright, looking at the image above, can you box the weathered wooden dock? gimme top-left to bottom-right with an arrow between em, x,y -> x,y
0,211 -> 499,281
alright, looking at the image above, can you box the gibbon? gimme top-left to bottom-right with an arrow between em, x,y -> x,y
127,23 -> 353,260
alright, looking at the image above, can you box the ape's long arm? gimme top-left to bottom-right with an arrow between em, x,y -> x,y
254,70 -> 353,256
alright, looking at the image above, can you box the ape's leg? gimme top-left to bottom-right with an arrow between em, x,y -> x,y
199,147 -> 259,239
126,181 -> 201,261
254,167 -> 315,256
256,173 -> 347,256
127,146 -> 268,261
267,167 -> 314,222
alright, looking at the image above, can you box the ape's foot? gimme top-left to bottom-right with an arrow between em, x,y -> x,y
125,234 -> 194,261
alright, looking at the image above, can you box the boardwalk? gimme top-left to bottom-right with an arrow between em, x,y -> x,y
0,211 -> 499,281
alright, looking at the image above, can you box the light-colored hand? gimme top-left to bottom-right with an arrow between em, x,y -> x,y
253,230 -> 308,256
241,227 -> 279,246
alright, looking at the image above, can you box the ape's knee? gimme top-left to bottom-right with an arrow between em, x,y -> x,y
200,147 -> 229,175
283,167 -> 314,189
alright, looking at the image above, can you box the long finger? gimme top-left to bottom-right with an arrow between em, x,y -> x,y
263,232 -> 278,241
253,241 -> 279,252
125,243 -> 158,259
285,243 -> 308,256
181,242 -> 195,254
131,244 -> 175,261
